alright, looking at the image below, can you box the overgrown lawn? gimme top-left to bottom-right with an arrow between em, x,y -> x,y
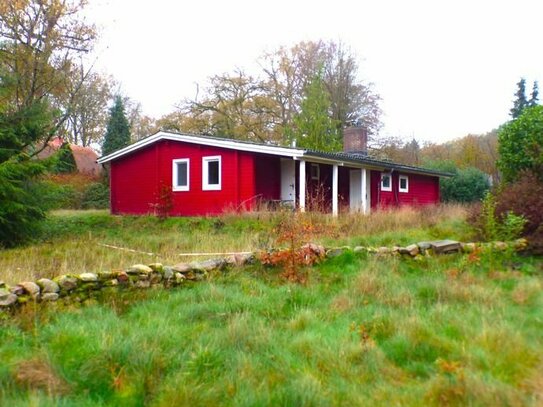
1,250 -> 542,405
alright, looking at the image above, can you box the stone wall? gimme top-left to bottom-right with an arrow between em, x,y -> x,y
0,239 -> 528,309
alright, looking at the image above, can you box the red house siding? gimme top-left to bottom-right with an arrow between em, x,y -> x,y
108,137 -> 442,216
254,154 -> 281,202
370,170 -> 439,208
110,140 -> 257,216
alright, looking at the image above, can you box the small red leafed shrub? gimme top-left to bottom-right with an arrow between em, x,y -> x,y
258,213 -> 325,283
496,171 -> 543,253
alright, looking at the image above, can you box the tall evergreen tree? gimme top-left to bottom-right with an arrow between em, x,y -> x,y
101,95 -> 131,156
0,92 -> 54,247
529,81 -> 539,107
289,71 -> 340,152
510,78 -> 528,118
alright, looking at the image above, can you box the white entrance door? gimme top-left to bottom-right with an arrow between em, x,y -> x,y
349,170 -> 362,212
280,159 -> 296,205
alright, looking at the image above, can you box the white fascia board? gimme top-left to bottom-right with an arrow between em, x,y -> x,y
97,131 -> 305,163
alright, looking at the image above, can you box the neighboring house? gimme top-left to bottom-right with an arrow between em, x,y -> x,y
37,137 -> 102,176
97,127 -> 450,216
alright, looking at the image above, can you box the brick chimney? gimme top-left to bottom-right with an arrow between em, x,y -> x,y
343,126 -> 368,154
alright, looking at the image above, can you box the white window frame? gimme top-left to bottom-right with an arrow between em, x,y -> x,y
310,163 -> 320,181
202,155 -> 222,191
172,158 -> 190,191
381,173 -> 392,192
399,175 -> 409,193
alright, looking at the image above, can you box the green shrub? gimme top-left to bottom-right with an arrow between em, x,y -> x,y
498,105 -> 543,182
40,181 -> 82,210
52,142 -> 77,173
81,182 -> 109,209
469,192 -> 527,242
425,160 -> 490,203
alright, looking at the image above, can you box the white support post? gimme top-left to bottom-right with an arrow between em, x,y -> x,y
299,160 -> 306,212
361,168 -> 368,214
332,164 -> 338,216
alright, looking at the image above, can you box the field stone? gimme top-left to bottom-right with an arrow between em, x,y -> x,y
135,280 -> 151,289
417,242 -> 432,251
150,273 -> 162,284
430,240 -> 462,254
10,285 -> 25,296
353,246 -> 366,253
461,242 -> 476,253
55,275 -> 79,291
225,253 -> 253,266
163,267 -> 174,280
302,243 -> 326,258
0,288 -> 18,307
37,278 -> 59,294
191,259 -> 224,271
103,279 -> 119,287
513,238 -> 528,251
117,271 -> 129,283
79,273 -> 98,282
42,293 -> 59,301
172,263 -> 191,273
127,264 -> 153,275
147,263 -> 163,272
98,271 -> 116,281
175,272 -> 186,284
18,282 -> 40,298
405,244 -> 420,256
377,247 -> 392,255
493,241 -> 507,251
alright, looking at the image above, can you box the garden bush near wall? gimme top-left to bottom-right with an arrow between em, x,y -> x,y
39,174 -> 109,210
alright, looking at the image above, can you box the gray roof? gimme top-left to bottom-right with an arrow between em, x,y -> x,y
99,130 -> 453,178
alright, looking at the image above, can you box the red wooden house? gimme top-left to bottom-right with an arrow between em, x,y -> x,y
97,127 -> 450,216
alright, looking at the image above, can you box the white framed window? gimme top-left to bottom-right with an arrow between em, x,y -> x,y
310,163 -> 320,181
399,175 -> 409,193
172,158 -> 190,191
381,173 -> 392,191
202,155 -> 221,190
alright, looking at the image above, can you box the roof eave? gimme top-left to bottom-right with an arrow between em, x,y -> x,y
97,131 -> 305,164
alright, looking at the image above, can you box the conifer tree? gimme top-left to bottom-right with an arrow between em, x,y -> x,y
101,96 -> 131,156
529,81 -> 539,107
510,78 -> 528,118
0,95 -> 54,247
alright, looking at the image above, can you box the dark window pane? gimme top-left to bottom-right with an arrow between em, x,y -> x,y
382,175 -> 390,188
208,160 -> 219,185
177,162 -> 187,186
400,177 -> 407,189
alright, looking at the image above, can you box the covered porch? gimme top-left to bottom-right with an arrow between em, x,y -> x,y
253,153 -> 371,216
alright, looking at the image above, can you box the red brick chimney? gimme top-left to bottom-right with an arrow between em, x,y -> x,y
343,126 -> 368,154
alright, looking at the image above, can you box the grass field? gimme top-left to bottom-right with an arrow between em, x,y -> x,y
1,205 -> 467,284
1,207 -> 542,406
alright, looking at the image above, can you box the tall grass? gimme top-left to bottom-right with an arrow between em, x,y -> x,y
0,205 -> 468,284
1,248 -> 541,405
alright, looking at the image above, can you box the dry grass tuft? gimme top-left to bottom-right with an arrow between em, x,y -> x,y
13,359 -> 70,396
335,204 -> 467,238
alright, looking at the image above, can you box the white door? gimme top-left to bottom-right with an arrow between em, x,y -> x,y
350,170 -> 361,212
280,159 -> 296,204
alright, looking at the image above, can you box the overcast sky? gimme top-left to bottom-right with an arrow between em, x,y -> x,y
86,0 -> 543,143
